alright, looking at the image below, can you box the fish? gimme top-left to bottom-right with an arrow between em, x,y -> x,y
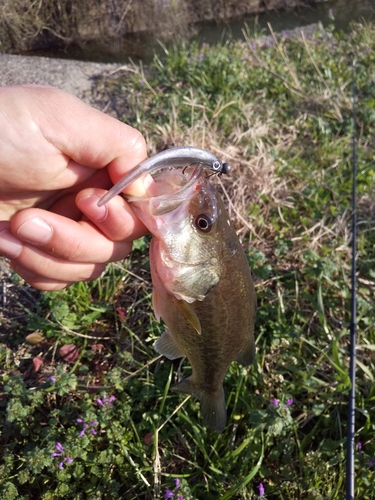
125,166 -> 256,432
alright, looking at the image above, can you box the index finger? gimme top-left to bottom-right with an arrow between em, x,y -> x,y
32,86 -> 149,197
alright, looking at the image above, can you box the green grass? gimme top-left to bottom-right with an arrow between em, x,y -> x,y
1,21 -> 375,499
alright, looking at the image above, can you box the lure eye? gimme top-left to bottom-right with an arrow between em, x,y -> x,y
195,214 -> 214,233
212,160 -> 221,172
222,162 -> 231,175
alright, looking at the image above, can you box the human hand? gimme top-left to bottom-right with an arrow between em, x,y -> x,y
0,85 -> 151,290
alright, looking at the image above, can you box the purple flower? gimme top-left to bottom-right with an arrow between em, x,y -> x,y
270,398 -> 279,407
77,418 -> 98,437
258,482 -> 265,496
77,418 -> 86,437
90,421 -> 98,435
58,459 -> 71,470
96,393 -> 116,407
357,442 -> 362,452
51,443 -> 73,469
49,376 -> 56,382
369,460 -> 375,467
199,53 -> 204,61
163,477 -> 185,499
55,442 -> 64,454
285,398 -> 294,407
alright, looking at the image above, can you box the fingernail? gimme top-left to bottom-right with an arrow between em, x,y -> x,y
0,230 -> 23,258
17,217 -> 53,244
77,195 -> 108,222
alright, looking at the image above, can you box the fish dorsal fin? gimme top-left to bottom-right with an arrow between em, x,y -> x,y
172,297 -> 202,335
235,341 -> 256,367
154,329 -> 185,360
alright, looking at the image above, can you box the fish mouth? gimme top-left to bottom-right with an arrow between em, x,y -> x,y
126,166 -> 204,215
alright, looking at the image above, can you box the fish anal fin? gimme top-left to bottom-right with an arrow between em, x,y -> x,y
172,298 -> 202,335
171,378 -> 227,432
235,341 -> 256,367
154,329 -> 184,360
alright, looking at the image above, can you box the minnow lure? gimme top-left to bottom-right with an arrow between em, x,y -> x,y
97,146 -> 231,207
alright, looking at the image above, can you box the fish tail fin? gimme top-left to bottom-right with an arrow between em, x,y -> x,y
171,377 -> 227,433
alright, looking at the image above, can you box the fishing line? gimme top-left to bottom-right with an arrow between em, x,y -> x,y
345,63 -> 357,500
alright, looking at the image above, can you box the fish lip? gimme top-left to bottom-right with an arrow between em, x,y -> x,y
97,146 -> 230,207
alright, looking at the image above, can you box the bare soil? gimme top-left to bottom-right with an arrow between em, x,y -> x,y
0,53 -> 126,106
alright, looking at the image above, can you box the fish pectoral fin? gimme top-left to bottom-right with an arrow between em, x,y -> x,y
154,329 -> 185,360
152,288 -> 162,322
172,297 -> 202,335
235,341 -> 256,367
172,378 -> 227,433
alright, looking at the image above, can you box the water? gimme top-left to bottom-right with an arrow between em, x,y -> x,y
31,0 -> 375,62
196,0 -> 375,45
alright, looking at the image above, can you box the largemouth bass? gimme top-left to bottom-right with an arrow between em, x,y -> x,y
126,167 -> 256,432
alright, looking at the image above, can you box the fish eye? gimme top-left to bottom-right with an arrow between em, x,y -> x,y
212,160 -> 221,171
194,214 -> 214,233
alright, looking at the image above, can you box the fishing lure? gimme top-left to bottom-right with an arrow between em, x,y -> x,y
97,146 -> 231,207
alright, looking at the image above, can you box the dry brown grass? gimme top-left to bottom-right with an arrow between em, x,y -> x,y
129,96 -> 295,221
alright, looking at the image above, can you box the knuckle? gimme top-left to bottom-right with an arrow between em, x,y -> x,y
82,263 -> 106,281
128,128 -> 147,155
55,236 -> 90,262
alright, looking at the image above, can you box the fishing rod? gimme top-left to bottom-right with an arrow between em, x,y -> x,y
346,64 -> 357,500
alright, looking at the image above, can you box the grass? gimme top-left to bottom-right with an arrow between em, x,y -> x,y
1,20 -> 375,499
